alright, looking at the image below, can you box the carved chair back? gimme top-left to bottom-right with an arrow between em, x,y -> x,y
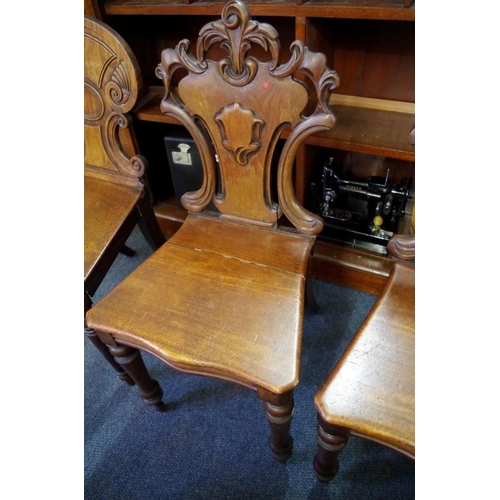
84,15 -> 147,186
156,0 -> 339,235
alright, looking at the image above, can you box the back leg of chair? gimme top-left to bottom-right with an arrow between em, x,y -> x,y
103,339 -> 166,412
305,254 -> 319,314
259,388 -> 294,463
119,245 -> 136,257
313,415 -> 350,482
136,187 -> 167,251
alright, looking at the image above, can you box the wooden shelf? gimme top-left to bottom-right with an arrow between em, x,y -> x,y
300,106 -> 415,161
134,91 -> 415,161
103,1 -> 415,20
154,198 -> 187,236
312,238 -> 391,295
134,92 -> 181,125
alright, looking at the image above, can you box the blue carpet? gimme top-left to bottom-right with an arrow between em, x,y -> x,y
85,227 -> 415,499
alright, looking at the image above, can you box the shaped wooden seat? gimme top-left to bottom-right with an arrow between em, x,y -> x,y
313,234 -> 415,481
86,0 -> 339,462
90,213 -> 313,392
84,16 -> 166,384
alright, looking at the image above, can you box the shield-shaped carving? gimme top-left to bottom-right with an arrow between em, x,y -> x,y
215,103 -> 264,166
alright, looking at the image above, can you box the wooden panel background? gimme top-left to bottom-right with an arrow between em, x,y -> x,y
306,17 -> 414,102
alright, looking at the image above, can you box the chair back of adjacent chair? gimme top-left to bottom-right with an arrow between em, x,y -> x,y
84,15 -> 147,184
156,0 -> 339,235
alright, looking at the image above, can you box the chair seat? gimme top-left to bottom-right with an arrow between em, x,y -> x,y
86,214 -> 315,393
315,262 -> 415,457
84,173 -> 141,281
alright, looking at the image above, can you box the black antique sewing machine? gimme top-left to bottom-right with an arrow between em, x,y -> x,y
308,158 -> 412,254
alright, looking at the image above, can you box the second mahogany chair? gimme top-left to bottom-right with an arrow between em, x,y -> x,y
84,16 -> 166,386
87,0 -> 339,462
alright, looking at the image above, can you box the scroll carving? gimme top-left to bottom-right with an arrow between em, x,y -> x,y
274,42 -> 340,235
84,17 -> 144,179
156,62 -> 217,212
387,234 -> 415,262
102,113 -> 146,177
107,60 -> 132,108
99,64 -> 144,178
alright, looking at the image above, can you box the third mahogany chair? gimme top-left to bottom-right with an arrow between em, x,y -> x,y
313,233 -> 415,481
86,0 -> 339,462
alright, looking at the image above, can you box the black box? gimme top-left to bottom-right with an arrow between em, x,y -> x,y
164,135 -> 219,212
164,135 -> 206,208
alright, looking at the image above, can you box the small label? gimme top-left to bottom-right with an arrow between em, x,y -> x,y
171,143 -> 192,165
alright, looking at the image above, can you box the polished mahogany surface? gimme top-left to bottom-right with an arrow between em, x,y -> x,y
88,213 -> 314,393
84,15 -> 165,295
84,16 -> 165,385
313,230 -> 414,482
84,176 -> 141,283
315,261 -> 415,457
87,0 -> 339,462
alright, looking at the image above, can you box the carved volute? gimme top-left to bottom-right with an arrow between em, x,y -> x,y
84,16 -> 146,179
156,0 -> 339,234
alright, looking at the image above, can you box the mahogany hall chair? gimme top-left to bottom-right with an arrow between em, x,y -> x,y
86,0 -> 339,462
313,234 -> 415,481
84,16 -> 166,386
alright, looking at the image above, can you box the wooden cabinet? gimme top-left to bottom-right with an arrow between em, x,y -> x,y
87,0 -> 415,295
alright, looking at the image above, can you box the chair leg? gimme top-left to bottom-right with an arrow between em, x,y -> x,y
305,255 -> 319,313
305,276 -> 319,313
137,186 -> 167,250
261,389 -> 294,463
119,244 -> 136,257
84,318 -> 135,386
107,343 -> 166,412
313,415 -> 350,482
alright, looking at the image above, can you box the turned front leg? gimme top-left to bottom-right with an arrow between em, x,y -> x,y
313,416 -> 350,482
259,389 -> 294,463
108,343 -> 166,412
84,318 -> 134,386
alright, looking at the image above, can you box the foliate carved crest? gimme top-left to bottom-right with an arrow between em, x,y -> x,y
196,0 -> 280,86
156,1 -> 281,89
215,103 -> 264,165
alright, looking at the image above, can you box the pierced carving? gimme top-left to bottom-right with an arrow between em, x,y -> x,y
156,0 -> 339,233
155,0 -> 281,89
156,48 -> 217,212
197,0 -> 280,86
271,40 -> 340,116
155,65 -> 217,212
215,103 -> 264,165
